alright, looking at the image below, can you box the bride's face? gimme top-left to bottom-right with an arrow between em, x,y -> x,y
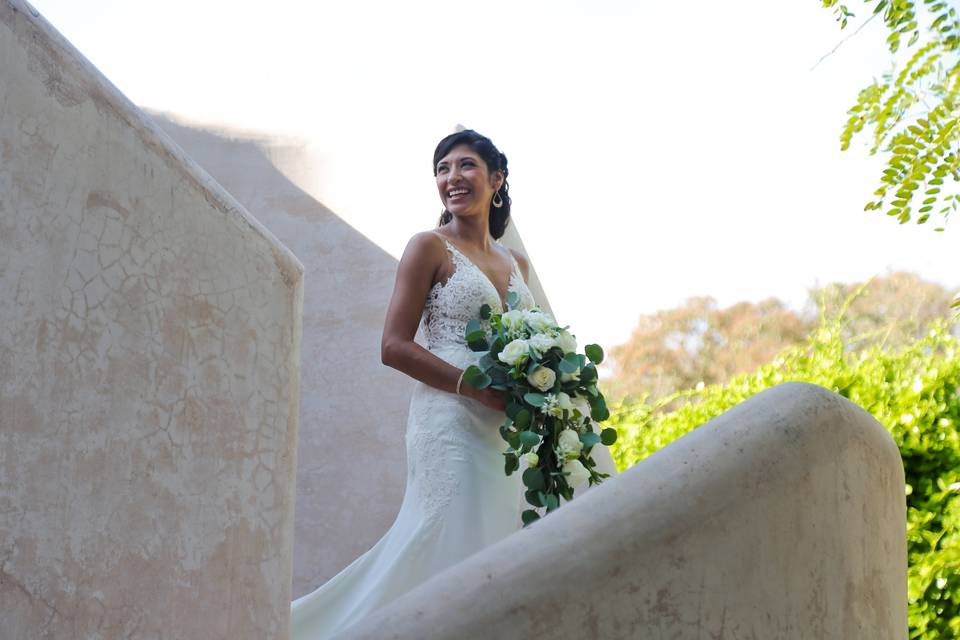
435,144 -> 501,219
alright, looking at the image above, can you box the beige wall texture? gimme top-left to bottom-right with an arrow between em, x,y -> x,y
339,383 -> 908,640
149,114 -> 615,600
0,3 -> 303,639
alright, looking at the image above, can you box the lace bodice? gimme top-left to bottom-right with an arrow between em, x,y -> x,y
422,234 -> 537,351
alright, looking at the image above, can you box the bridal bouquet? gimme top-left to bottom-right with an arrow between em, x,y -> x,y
461,292 -> 617,526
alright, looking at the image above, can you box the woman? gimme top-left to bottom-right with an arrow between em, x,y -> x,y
290,130 -> 538,638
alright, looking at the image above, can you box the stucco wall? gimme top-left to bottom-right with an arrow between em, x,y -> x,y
0,3 -> 303,638
339,383 -> 908,639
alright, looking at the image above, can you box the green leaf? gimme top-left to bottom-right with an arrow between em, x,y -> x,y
580,431 -> 602,449
513,408 -> 531,429
585,344 -> 605,364
519,431 -> 541,449
479,303 -> 491,320
521,509 -> 540,526
545,493 -> 559,511
506,291 -> 520,309
467,337 -> 489,352
465,318 -> 485,342
559,354 -> 580,374
591,396 -> 610,421
504,452 -> 519,476
524,392 -> 546,407
524,490 -> 543,507
462,365 -> 491,389
600,428 -> 618,446
580,364 -> 598,384
522,467 -> 545,491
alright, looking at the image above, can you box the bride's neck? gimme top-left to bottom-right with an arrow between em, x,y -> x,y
445,217 -> 493,252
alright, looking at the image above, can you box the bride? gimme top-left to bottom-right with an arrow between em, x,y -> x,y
290,129 -> 538,638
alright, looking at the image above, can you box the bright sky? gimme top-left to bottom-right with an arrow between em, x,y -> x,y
30,0 -> 959,351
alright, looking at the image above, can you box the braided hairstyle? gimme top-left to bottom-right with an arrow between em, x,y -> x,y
432,129 -> 512,239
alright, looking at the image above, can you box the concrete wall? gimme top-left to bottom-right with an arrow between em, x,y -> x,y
148,114 -> 613,600
0,3 -> 303,639
339,383 -> 908,640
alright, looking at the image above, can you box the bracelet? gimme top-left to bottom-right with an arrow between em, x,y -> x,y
456,369 -> 466,395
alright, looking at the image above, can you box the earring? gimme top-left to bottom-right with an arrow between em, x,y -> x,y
492,190 -> 504,208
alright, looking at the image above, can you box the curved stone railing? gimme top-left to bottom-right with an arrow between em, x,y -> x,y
1,2 -> 303,638
338,383 -> 907,639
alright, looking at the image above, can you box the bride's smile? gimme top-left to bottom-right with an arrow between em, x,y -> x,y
435,145 -> 501,217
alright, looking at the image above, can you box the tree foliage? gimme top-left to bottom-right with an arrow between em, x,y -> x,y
608,271 -> 957,401
820,0 -> 960,233
608,296 -> 811,401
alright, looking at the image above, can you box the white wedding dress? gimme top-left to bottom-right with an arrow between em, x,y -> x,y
290,233 -> 537,639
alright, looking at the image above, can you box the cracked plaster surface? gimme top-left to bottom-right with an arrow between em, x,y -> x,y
1,2 -> 303,638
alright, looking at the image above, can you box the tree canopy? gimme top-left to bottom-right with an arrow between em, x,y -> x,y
608,271 -> 957,401
820,0 -> 960,232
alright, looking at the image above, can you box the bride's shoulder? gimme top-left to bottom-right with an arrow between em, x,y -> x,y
399,230 -> 449,268
505,246 -> 530,282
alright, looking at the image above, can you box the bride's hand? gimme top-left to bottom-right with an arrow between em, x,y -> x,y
463,385 -> 508,412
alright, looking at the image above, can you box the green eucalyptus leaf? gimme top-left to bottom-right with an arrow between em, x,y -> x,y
524,489 -> 542,507
521,509 -> 540,526
591,396 -> 610,421
600,428 -> 618,446
519,431 -> 541,449
580,431 -> 602,449
545,493 -> 559,511
465,318 -> 485,342
514,408 -> 532,429
504,452 -> 519,476
585,344 -> 604,364
462,365 -> 491,389
524,392 -> 546,407
580,365 -> 598,384
559,354 -> 580,374
467,337 -> 489,352
522,467 -> 545,491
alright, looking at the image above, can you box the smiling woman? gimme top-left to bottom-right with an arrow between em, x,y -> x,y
433,129 -> 512,240
289,130 -> 539,639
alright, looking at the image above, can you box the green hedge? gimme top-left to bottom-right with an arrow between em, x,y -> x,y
608,314 -> 960,638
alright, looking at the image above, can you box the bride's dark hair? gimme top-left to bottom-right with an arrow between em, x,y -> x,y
433,129 -> 512,239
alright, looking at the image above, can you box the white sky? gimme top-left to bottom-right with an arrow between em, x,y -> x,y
30,0 -> 959,350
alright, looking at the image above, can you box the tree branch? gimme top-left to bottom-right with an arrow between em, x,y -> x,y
811,12 -> 880,71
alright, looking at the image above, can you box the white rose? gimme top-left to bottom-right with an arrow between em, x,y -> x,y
528,332 -> 557,356
560,368 -> 581,383
499,338 -> 530,365
524,452 -> 539,467
527,366 -> 556,392
557,329 -> 577,354
557,428 -> 583,459
570,395 -> 592,419
562,459 -> 591,486
555,392 -> 574,411
524,309 -> 555,332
